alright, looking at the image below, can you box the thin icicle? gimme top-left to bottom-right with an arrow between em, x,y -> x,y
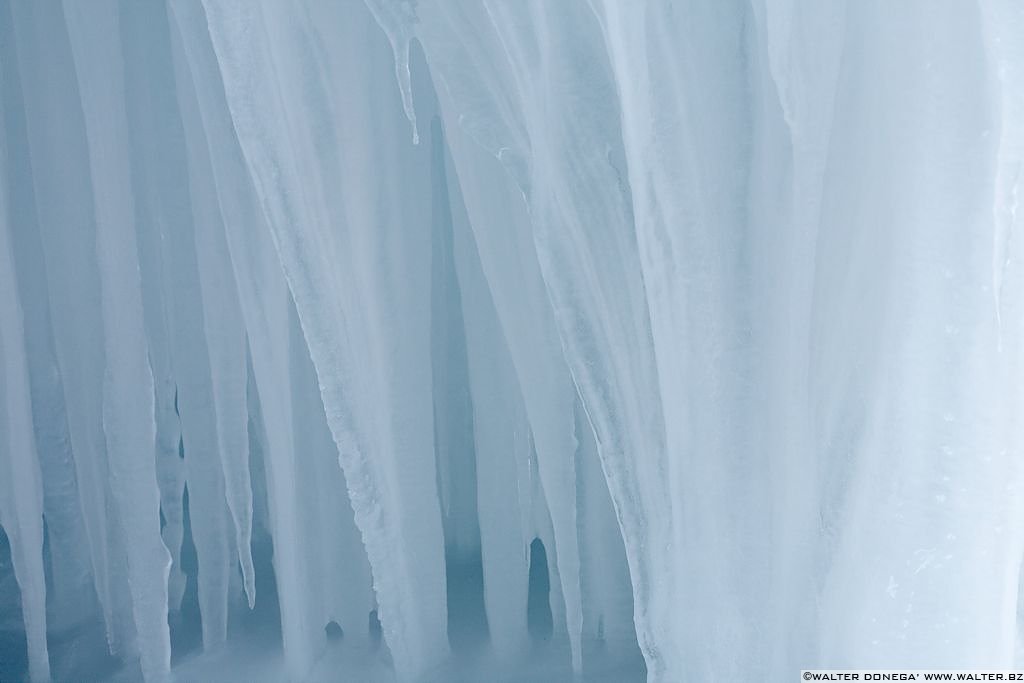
978,0 -> 1024,342
363,0 -> 420,144
0,114 -> 51,683
187,81 -> 257,611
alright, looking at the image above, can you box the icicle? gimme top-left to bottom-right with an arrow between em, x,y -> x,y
448,137 -> 530,658
196,1 -> 450,678
0,120 -> 51,683
978,0 -> 1024,344
166,2 -> 317,673
289,303 -> 375,643
575,397 -> 635,655
61,3 -> 175,680
125,63 -> 187,616
186,70 -> 257,612
287,300 -> 380,653
429,117 -> 481,563
0,11 -> 96,632
438,92 -> 585,673
117,0 -> 235,652
159,196 -> 234,653
155,404 -> 186,614
131,143 -> 187,615
363,0 -> 420,144
10,0 -> 144,657
9,2 -> 1024,682
132,123 -> 188,618
194,218 -> 256,612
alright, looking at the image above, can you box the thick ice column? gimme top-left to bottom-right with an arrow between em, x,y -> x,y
134,189 -> 187,614
745,3 -> 848,673
124,12 -> 187,613
447,139 -> 530,658
162,0 -> 257,608
735,0 -> 1024,669
150,135 -> 233,652
446,114 -> 597,658
130,155 -> 186,615
116,0 -> 234,652
0,123 -> 50,683
166,2 -> 317,674
587,1 -> 777,675
0,12 -> 96,633
197,1 -> 449,678
430,122 -> 480,562
170,2 -> 373,670
183,60 -> 256,613
8,0 -> 136,655
435,80 -> 586,672
289,304 -> 376,645
60,3 -> 174,679
416,2 -> 674,675
192,207 -> 255,611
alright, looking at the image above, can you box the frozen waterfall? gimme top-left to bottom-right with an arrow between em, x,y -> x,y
1,1 -> 1024,682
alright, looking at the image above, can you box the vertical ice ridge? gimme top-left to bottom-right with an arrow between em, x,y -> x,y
61,2 -> 174,679
574,396 -> 636,655
0,7 -> 96,633
187,80 -> 257,611
134,167 -> 187,614
0,111 -> 51,683
197,1 -> 449,678
588,1 -> 762,675
123,17 -> 188,609
755,0 -> 797,134
119,0 -> 237,653
423,3 -> 672,676
166,2 -> 319,673
6,0 -> 136,653
157,139 -> 233,653
978,0 -> 1024,339
288,298 -> 376,647
363,0 -> 420,144
747,3 -> 846,675
133,160 -> 187,615
446,127 -> 531,658
438,80 -> 587,675
194,1 -> 394,666
430,117 -> 481,561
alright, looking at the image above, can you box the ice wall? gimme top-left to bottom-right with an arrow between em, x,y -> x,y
1,1 -> 1023,682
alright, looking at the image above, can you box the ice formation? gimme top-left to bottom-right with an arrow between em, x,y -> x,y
1,1 -> 1023,682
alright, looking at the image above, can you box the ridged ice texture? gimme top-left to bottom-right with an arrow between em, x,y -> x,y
2,2 -> 1024,683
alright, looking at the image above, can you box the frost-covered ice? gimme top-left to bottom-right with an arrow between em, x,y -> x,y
1,1 -> 1024,682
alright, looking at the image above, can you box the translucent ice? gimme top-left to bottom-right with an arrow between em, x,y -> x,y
2,2 -> 1024,683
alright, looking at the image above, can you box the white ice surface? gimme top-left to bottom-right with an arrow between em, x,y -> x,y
2,2 -> 1024,683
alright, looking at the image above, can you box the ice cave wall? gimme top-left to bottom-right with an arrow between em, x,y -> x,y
1,1 -> 1024,682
